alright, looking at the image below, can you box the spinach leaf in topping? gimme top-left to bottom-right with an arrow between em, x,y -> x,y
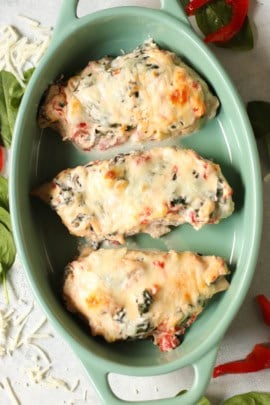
170,196 -> 187,207
0,68 -> 34,147
216,186 -> 223,199
71,214 -> 85,228
135,320 -> 152,335
138,289 -> 153,315
195,0 -> 253,51
114,307 -> 126,323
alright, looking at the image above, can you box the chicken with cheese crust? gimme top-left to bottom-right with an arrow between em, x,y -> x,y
32,147 -> 234,245
38,40 -> 219,151
63,248 -> 230,351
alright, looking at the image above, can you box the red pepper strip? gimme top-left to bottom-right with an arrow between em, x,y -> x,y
0,146 -> 4,172
213,343 -> 270,378
204,0 -> 249,43
186,0 -> 212,16
257,294 -> 270,326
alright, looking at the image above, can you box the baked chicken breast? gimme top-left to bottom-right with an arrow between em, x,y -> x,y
63,248 -> 230,352
38,40 -> 219,151
32,147 -> 234,245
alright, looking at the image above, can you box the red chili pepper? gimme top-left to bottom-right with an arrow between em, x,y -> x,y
186,0 -> 249,43
213,343 -> 270,378
256,294 -> 270,326
205,0 -> 249,43
0,146 -> 4,172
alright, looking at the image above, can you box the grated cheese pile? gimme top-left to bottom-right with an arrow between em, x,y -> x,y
0,15 -> 52,86
0,301 -> 85,404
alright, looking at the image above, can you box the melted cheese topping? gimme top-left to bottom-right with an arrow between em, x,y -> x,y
38,40 -> 219,151
63,248 -> 229,351
34,147 -> 234,244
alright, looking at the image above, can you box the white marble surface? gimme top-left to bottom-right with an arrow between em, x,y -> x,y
1,1 -> 270,404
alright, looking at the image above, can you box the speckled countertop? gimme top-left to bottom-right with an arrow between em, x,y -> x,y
0,1 -> 270,404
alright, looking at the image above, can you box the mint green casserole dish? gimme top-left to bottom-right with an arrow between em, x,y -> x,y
9,1 -> 262,404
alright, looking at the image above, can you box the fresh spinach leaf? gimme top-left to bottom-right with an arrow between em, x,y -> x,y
219,17 -> 254,51
0,222 -> 16,272
0,68 -> 34,147
195,0 -> 253,50
23,67 -> 35,84
197,397 -> 211,405
0,262 -> 9,302
247,101 -> 270,139
223,391 -> 270,405
0,175 -> 9,210
0,206 -> 12,232
180,0 -> 189,8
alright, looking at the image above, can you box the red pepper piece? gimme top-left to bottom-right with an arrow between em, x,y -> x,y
186,0 -> 212,16
256,294 -> 270,326
204,0 -> 249,43
0,146 -> 4,172
186,0 -> 249,43
213,343 -> 270,378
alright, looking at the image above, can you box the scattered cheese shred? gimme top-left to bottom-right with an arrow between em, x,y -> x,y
0,309 -> 10,338
28,342 -> 51,364
28,317 -> 47,336
17,15 -> 40,27
4,308 -> 15,320
2,377 -> 20,405
8,316 -> 28,353
45,375 -> 71,391
0,17 -> 51,86
0,346 -> 5,356
27,332 -> 54,340
70,379 -> 80,392
26,364 -> 51,384
14,304 -> 33,326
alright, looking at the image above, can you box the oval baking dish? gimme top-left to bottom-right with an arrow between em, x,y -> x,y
9,1 -> 262,404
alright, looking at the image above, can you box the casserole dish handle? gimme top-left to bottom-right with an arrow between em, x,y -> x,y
52,0 -> 190,39
78,345 -> 218,404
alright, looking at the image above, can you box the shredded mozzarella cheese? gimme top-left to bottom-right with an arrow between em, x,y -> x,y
26,364 -> 51,384
45,375 -> 71,391
0,309 -> 10,339
0,17 -> 51,86
14,304 -> 33,326
27,342 -> 51,363
2,377 -> 20,405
